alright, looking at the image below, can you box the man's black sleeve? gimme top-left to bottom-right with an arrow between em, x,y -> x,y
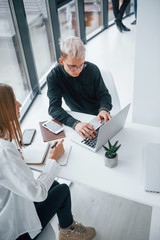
47,70 -> 79,127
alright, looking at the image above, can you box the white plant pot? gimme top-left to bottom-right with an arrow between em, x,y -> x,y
104,154 -> 118,168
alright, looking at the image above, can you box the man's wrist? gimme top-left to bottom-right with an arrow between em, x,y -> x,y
72,121 -> 81,130
99,107 -> 110,114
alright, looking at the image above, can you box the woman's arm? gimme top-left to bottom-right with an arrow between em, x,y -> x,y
0,143 -> 61,202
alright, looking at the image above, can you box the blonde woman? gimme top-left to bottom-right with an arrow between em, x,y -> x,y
0,84 -> 95,240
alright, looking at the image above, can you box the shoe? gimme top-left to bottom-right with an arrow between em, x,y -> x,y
131,20 -> 136,25
59,220 -> 96,240
120,22 -> 130,31
115,19 -> 123,32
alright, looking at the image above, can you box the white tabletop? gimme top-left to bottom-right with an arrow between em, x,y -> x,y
55,111 -> 160,208
21,109 -> 160,239
22,109 -> 160,208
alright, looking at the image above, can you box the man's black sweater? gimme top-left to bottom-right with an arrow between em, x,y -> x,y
47,62 -> 112,127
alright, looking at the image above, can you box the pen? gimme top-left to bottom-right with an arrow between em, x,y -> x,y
51,142 -> 58,149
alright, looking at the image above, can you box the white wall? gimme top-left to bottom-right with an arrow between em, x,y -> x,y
132,0 -> 160,127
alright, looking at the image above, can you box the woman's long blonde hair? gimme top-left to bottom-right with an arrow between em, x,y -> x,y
0,83 -> 22,148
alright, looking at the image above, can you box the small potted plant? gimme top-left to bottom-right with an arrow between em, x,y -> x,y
103,140 -> 121,168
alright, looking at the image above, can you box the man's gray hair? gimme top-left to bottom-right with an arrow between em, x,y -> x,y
60,36 -> 85,59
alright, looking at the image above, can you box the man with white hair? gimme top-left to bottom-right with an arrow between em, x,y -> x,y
47,36 -> 112,139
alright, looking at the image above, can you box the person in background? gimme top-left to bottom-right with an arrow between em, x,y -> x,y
131,0 -> 137,25
111,0 -> 131,32
0,83 -> 96,240
47,36 -> 112,140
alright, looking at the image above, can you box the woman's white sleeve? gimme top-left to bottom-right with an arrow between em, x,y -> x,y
0,146 -> 61,202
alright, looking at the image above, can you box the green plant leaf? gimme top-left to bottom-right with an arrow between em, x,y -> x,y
115,144 -> 121,152
103,145 -> 110,152
108,140 -> 112,149
103,141 -> 121,154
113,141 -> 119,148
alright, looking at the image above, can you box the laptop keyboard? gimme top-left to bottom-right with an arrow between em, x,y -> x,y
81,128 -> 100,149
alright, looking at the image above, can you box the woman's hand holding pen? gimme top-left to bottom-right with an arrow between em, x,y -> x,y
48,139 -> 64,162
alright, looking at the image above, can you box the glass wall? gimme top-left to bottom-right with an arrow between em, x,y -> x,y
108,0 -> 114,23
23,0 -> 56,82
84,0 -> 102,36
0,0 -> 133,120
108,0 -> 134,24
58,0 -> 78,39
0,1 -> 31,104
130,0 -> 134,16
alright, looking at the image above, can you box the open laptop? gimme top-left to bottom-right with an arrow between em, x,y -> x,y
68,103 -> 130,152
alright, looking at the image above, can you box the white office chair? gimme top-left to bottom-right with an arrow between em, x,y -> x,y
100,69 -> 121,115
36,223 -> 56,240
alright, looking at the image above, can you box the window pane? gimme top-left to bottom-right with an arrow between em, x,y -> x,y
23,0 -> 56,81
130,0 -> 134,14
108,0 -> 114,22
0,2 -> 31,104
58,0 -> 78,39
84,0 -> 102,36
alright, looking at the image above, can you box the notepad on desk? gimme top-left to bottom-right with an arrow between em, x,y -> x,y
58,143 -> 72,166
23,142 -> 72,172
23,143 -> 50,166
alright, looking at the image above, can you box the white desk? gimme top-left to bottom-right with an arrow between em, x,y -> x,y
58,111 -> 160,240
22,110 -> 160,239
56,111 -> 160,208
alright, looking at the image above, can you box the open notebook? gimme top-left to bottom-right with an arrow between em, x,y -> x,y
23,143 -> 51,165
23,142 -> 72,172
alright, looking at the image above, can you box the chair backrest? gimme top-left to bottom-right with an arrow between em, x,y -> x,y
100,69 -> 121,115
36,223 -> 56,240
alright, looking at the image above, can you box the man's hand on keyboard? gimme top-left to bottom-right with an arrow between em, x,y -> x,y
98,110 -> 112,123
74,122 -> 97,140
